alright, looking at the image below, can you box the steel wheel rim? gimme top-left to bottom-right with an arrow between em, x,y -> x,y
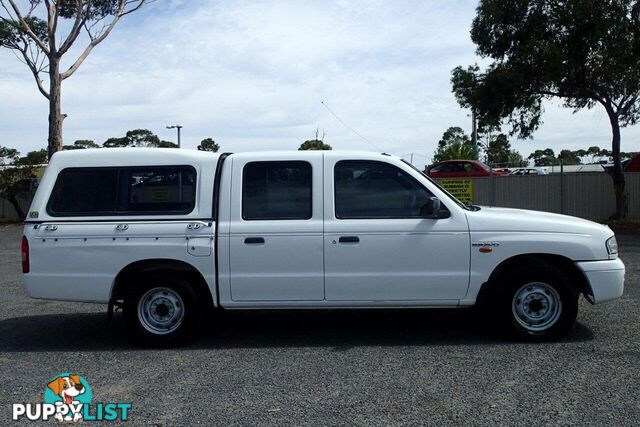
512,282 -> 562,332
137,287 -> 184,335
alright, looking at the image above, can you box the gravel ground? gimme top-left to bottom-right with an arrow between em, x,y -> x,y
0,223 -> 638,426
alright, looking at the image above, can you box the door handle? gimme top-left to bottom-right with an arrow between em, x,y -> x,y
339,236 -> 359,243
244,237 -> 265,244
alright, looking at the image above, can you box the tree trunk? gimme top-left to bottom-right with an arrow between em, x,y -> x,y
48,56 -> 63,160
605,105 -> 626,219
6,194 -> 26,219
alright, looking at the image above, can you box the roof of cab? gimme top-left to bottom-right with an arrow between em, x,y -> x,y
48,148 -> 395,169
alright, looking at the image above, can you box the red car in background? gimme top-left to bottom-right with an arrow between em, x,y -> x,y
604,154 -> 640,174
425,160 -> 508,178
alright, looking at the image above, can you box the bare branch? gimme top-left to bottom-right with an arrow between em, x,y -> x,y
9,48 -> 27,65
0,1 -> 17,21
25,0 -> 37,17
18,45 -> 50,99
57,0 -> 91,56
61,0 -> 148,80
120,0 -> 147,17
5,0 -> 50,55
44,0 -> 59,45
619,94 -> 639,117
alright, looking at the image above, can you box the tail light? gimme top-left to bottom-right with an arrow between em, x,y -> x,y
21,236 -> 29,273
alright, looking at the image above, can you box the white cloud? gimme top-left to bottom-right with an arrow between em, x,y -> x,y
0,0 -> 638,170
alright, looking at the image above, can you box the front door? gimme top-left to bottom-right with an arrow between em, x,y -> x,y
228,155 -> 324,301
323,157 -> 470,302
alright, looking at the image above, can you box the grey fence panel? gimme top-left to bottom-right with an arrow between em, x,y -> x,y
0,195 -> 33,221
626,173 -> 640,219
469,173 -> 640,220
564,173 -> 615,219
0,198 -> 20,221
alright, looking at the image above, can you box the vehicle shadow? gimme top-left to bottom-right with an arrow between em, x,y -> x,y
0,308 -> 594,352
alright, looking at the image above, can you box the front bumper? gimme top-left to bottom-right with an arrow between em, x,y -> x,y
576,258 -> 625,304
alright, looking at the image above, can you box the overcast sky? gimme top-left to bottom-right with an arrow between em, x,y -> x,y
1,0 -> 638,168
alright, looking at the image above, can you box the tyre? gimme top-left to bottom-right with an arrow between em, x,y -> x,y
123,273 -> 202,346
498,262 -> 578,341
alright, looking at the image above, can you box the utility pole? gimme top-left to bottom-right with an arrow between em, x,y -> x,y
166,125 -> 183,148
471,106 -> 478,159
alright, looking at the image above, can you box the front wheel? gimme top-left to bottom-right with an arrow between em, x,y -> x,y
499,264 -> 578,341
124,274 -> 201,346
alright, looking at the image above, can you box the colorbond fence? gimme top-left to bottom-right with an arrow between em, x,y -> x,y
450,172 -> 640,220
0,195 -> 32,221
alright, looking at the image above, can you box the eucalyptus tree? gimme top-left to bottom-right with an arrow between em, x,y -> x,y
452,0 -> 640,218
0,0 -> 150,159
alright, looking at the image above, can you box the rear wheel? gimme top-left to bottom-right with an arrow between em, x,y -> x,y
498,263 -> 578,341
124,274 -> 201,346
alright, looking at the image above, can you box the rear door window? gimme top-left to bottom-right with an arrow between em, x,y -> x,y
242,161 -> 312,220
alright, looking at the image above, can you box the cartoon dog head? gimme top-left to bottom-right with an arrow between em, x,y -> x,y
47,375 -> 85,405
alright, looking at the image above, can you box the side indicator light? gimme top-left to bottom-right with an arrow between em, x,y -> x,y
479,246 -> 492,253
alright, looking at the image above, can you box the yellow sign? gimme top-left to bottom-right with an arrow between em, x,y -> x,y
438,179 -> 474,205
151,188 -> 170,202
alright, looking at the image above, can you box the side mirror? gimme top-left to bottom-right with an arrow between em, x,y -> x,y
420,197 -> 441,219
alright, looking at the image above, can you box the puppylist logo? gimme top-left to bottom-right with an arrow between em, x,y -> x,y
12,373 -> 132,422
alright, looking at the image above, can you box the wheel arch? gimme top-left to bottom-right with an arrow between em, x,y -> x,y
110,259 -> 214,309
476,253 -> 593,307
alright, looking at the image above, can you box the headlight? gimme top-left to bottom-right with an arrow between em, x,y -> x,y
606,236 -> 618,255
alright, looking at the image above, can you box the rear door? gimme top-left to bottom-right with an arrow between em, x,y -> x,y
228,154 -> 324,301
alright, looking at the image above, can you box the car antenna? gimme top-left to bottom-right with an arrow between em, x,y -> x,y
321,101 -> 383,152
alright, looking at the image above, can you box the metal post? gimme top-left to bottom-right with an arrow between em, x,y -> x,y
560,158 -> 565,214
471,106 -> 478,158
490,166 -> 495,206
166,125 -> 183,148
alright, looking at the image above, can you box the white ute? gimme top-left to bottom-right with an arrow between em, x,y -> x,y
22,149 -> 625,345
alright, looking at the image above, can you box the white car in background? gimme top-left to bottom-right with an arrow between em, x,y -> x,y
509,167 -> 549,175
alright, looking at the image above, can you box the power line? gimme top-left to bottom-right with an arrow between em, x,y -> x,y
320,101 -> 383,152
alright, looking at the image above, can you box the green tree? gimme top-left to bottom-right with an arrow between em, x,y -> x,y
452,0 -> 640,218
62,139 -> 99,150
599,148 -> 612,162
528,149 -> 559,167
155,140 -> 178,148
484,133 -> 525,166
102,137 -> 129,148
558,150 -> 582,165
432,127 -> 477,162
0,1 -> 149,159
586,146 -> 602,163
299,128 -> 332,150
0,147 -> 47,218
507,151 -> 528,167
299,139 -> 332,150
103,129 -> 176,148
16,149 -> 48,166
574,149 -> 588,161
197,138 -> 220,152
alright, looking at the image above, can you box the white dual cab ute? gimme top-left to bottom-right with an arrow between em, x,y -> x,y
22,148 -> 624,345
